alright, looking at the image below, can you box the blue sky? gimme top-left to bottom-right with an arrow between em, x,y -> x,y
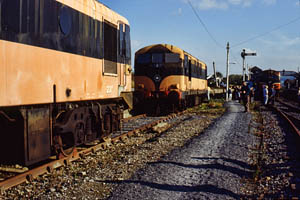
100,0 -> 300,76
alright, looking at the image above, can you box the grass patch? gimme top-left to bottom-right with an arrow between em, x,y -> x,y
189,99 -> 226,114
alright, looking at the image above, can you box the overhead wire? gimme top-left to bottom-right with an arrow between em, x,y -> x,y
229,49 -> 241,66
187,0 -> 300,73
188,0 -> 300,49
187,0 -> 224,48
232,16 -> 300,48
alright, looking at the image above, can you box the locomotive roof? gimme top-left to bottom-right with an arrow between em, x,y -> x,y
57,0 -> 129,25
135,44 -> 206,65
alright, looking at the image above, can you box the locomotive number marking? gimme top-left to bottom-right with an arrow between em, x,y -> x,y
106,86 -> 113,94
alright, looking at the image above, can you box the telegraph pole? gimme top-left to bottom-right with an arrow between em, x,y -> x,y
226,42 -> 230,102
213,62 -> 218,87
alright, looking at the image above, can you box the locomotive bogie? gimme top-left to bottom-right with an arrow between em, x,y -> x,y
0,99 -> 123,166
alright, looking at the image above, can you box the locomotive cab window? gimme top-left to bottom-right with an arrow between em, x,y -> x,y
184,55 -> 188,74
1,0 -> 21,33
104,20 -> 117,75
59,6 -> 72,35
165,53 -> 180,63
119,23 -> 124,56
200,63 -> 202,76
125,24 -> 131,63
137,54 -> 151,64
152,53 -> 163,64
118,23 -> 131,65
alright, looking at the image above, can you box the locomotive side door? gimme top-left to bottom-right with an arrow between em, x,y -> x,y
184,55 -> 188,90
184,55 -> 192,91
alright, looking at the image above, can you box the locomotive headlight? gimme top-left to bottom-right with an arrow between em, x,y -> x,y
154,74 -> 161,82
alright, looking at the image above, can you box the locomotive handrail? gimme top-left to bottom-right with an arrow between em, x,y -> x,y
0,111 -> 16,122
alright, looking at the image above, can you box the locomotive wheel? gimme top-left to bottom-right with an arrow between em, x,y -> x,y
58,133 -> 75,157
75,122 -> 85,144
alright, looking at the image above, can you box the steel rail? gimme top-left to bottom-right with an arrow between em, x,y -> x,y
0,112 -> 181,193
272,105 -> 300,137
277,98 -> 300,113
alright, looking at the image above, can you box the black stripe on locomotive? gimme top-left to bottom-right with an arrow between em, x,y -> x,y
0,0 -> 131,71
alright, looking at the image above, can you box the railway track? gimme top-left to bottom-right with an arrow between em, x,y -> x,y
0,112 -> 189,193
272,98 -> 300,137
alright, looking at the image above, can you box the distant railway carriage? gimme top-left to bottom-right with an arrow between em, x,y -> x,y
251,69 -> 281,100
0,0 -> 132,165
252,69 -> 281,89
134,44 -> 207,114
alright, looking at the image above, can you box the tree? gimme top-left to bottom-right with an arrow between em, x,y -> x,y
216,72 -> 223,79
229,74 -> 243,85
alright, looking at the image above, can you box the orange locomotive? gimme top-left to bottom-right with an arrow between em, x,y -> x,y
134,44 -> 207,115
0,0 -> 132,165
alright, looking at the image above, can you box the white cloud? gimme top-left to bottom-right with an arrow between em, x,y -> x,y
228,0 -> 241,5
171,7 -> 183,15
228,0 -> 252,7
262,0 -> 276,5
243,48 -> 257,53
196,0 -> 228,10
184,0 -> 253,10
242,0 -> 253,7
279,36 -> 300,46
178,7 -> 183,15
259,32 -> 300,47
131,40 -> 143,50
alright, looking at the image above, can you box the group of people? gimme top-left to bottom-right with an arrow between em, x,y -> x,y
262,84 -> 276,106
231,82 -> 277,112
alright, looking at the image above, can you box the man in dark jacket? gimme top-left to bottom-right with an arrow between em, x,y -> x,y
241,81 -> 250,112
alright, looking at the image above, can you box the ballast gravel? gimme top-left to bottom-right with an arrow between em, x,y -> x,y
107,101 -> 255,200
242,105 -> 300,199
2,101 -> 262,200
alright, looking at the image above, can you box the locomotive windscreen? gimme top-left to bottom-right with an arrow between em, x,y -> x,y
165,53 -> 180,63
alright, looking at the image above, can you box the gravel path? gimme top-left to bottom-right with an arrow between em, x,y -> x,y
106,101 -> 255,200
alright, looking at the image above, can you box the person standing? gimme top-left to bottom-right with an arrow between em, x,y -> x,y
241,82 -> 250,112
207,86 -> 211,101
263,85 -> 268,105
297,87 -> 300,106
237,86 -> 241,103
269,85 -> 276,105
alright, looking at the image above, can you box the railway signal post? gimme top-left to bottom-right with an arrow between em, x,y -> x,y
241,49 -> 256,81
